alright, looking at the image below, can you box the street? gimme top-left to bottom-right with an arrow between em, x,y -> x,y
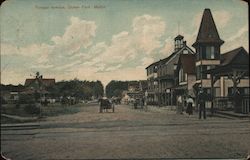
1,103 -> 250,160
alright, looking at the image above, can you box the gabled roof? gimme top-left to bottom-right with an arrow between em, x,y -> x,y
192,8 -> 224,47
204,47 -> 249,75
221,47 -> 249,66
25,78 -> 55,87
177,54 -> 196,74
145,61 -> 160,69
146,40 -> 195,70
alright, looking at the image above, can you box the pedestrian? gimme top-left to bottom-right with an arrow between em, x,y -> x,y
186,95 -> 194,116
198,88 -> 206,119
234,89 -> 242,113
177,96 -> 183,114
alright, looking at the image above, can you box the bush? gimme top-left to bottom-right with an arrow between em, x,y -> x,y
19,94 -> 35,104
15,103 -> 20,109
24,104 -> 40,115
1,96 -> 7,104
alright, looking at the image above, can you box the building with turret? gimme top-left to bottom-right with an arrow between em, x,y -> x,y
146,8 -> 249,113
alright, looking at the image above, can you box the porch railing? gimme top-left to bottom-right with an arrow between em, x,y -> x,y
214,96 -> 250,114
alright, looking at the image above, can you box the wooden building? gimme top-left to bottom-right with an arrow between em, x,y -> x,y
145,8 -> 249,114
146,35 -> 195,105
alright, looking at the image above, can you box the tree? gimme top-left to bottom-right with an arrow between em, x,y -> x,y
106,81 -> 128,98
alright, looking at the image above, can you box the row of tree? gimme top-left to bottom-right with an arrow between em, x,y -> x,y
49,79 -> 104,100
1,79 -> 104,101
105,80 -> 129,98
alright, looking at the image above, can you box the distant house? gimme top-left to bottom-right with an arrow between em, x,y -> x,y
25,78 -> 55,88
0,84 -> 25,103
126,80 -> 148,100
22,76 -> 55,96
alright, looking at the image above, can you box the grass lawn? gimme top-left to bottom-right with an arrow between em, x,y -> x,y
1,103 -> 87,123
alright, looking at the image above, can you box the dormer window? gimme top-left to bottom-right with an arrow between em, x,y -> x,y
183,49 -> 188,54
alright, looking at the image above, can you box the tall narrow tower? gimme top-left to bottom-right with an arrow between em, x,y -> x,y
192,8 -> 224,92
174,35 -> 184,52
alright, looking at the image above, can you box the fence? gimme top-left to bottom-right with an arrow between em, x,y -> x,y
214,96 -> 250,114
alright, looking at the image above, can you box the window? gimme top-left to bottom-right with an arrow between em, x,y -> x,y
179,68 -> 186,83
206,46 -> 215,59
174,65 -> 177,70
207,66 -> 211,78
196,66 -> 210,80
183,49 -> 188,54
215,88 -> 220,97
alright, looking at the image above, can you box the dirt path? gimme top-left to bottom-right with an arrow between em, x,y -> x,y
1,104 -> 250,160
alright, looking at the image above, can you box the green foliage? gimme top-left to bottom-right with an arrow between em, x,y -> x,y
19,94 -> 36,104
24,104 -> 40,115
1,96 -> 7,104
49,79 -> 104,100
0,84 -> 25,91
106,80 -> 129,98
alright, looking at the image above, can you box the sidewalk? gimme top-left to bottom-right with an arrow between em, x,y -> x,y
1,114 -> 39,120
215,110 -> 250,119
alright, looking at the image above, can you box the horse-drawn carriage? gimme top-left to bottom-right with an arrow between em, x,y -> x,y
99,97 -> 115,113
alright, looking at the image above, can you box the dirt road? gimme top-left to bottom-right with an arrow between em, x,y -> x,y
1,104 -> 250,159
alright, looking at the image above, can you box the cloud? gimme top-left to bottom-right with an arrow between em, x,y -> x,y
193,10 -> 231,30
222,24 -> 249,52
141,57 -> 155,67
133,15 -> 166,54
160,37 -> 174,56
213,11 -> 232,29
1,69 -> 31,85
69,67 -> 147,86
51,17 -> 97,55
227,24 -> 248,42
1,43 -> 52,58
85,15 -> 166,72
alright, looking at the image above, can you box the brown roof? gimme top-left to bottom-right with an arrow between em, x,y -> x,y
193,8 -> 224,47
25,78 -> 55,87
178,54 -> 196,74
203,47 -> 249,75
221,47 -> 249,66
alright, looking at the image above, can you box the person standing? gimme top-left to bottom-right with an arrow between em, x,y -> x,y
234,89 -> 242,113
186,95 -> 194,116
177,96 -> 183,114
198,88 -> 206,119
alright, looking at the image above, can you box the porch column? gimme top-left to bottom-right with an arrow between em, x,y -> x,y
210,74 -> 214,115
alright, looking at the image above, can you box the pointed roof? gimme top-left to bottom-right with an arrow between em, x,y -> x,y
192,8 -> 224,47
177,54 -> 196,74
174,34 -> 184,40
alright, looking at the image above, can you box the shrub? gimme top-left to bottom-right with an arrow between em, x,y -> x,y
19,94 -> 35,104
15,103 -> 20,109
1,96 -> 7,104
24,104 -> 40,115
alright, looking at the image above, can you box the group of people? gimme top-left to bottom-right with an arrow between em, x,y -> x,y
177,88 -> 208,119
177,95 -> 194,116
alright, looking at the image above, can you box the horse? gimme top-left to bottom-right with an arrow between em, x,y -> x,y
99,98 -> 114,113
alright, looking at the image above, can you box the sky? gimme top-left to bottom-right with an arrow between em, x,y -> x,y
1,0 -> 248,86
